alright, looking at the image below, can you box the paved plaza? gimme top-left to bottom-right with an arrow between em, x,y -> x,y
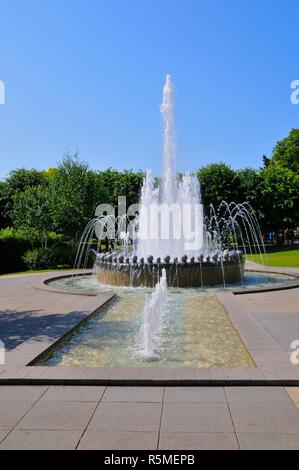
0,266 -> 299,449
0,385 -> 298,449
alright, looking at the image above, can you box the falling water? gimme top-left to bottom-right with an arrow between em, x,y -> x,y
161,74 -> 177,205
137,75 -> 203,259
139,268 -> 168,358
74,75 -> 266,289
71,74 -> 268,361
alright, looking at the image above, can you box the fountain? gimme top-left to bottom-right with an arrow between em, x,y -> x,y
39,76 -> 295,368
139,268 -> 168,358
91,75 -> 253,287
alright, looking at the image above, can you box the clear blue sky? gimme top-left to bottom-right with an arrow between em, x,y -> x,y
0,0 -> 298,179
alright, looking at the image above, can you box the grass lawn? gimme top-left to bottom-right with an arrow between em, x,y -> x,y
247,249 -> 299,268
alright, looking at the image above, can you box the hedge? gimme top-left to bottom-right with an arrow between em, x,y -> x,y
0,229 -> 76,274
22,245 -> 75,270
0,228 -> 30,274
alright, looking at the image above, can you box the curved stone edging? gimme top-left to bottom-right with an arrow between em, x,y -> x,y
232,279 -> 299,295
30,271 -> 96,296
234,264 -> 299,294
31,268 -> 299,296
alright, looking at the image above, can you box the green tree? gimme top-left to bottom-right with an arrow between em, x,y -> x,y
0,180 -> 10,229
236,167 -> 263,217
271,128 -> 299,174
49,152 -> 97,244
11,185 -> 53,248
262,155 -> 271,168
0,168 -> 47,227
260,164 -> 299,232
95,168 -> 144,208
198,163 -> 240,211
5,168 -> 47,194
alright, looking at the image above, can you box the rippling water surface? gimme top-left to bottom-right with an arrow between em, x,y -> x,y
40,271 -> 294,368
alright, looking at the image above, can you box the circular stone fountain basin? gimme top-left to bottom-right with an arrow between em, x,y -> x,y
95,259 -> 245,288
94,251 -> 245,288
46,269 -> 297,294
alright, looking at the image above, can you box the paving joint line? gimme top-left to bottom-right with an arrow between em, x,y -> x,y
0,385 -> 50,445
74,385 -> 108,450
224,386 -> 240,450
156,386 -> 166,450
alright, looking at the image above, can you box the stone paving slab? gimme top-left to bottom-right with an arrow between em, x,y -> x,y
225,386 -> 292,403
0,385 -> 298,449
40,385 -> 106,402
0,400 -> 37,430
15,400 -> 98,430
0,431 -> 9,445
276,367 -> 299,381
161,403 -> 234,433
253,314 -> 299,352
0,385 -> 48,401
77,430 -> 159,450
237,432 -> 299,450
230,402 -> 299,434
102,386 -> 164,402
164,386 -> 226,403
34,366 -> 89,381
158,432 -> 239,450
0,429 -> 82,450
87,402 -> 162,432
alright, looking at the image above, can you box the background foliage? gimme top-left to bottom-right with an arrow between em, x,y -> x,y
0,129 -> 298,273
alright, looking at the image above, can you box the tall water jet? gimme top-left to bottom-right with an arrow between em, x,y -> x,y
136,75 -> 204,259
139,268 -> 168,358
78,75 -> 264,288
136,169 -> 159,259
161,74 -> 177,205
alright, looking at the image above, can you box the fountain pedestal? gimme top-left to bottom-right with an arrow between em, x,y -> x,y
95,256 -> 244,288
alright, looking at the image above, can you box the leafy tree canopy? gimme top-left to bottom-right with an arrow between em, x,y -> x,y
198,162 -> 240,210
0,168 -> 48,227
11,185 -> 53,248
1,128 -> 299,250
260,164 -> 299,231
49,152 -> 100,243
4,167 -> 47,195
236,167 -> 263,218
271,128 -> 299,174
96,168 -> 144,208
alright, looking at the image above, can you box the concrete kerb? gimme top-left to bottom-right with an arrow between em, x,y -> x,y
26,291 -> 115,366
31,267 -> 299,297
233,271 -> 299,294
30,270 -> 96,296
0,368 -> 299,386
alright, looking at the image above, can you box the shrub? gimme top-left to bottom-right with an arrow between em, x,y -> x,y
22,248 -> 50,270
22,245 -> 75,270
0,228 -> 30,274
0,228 -> 76,273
